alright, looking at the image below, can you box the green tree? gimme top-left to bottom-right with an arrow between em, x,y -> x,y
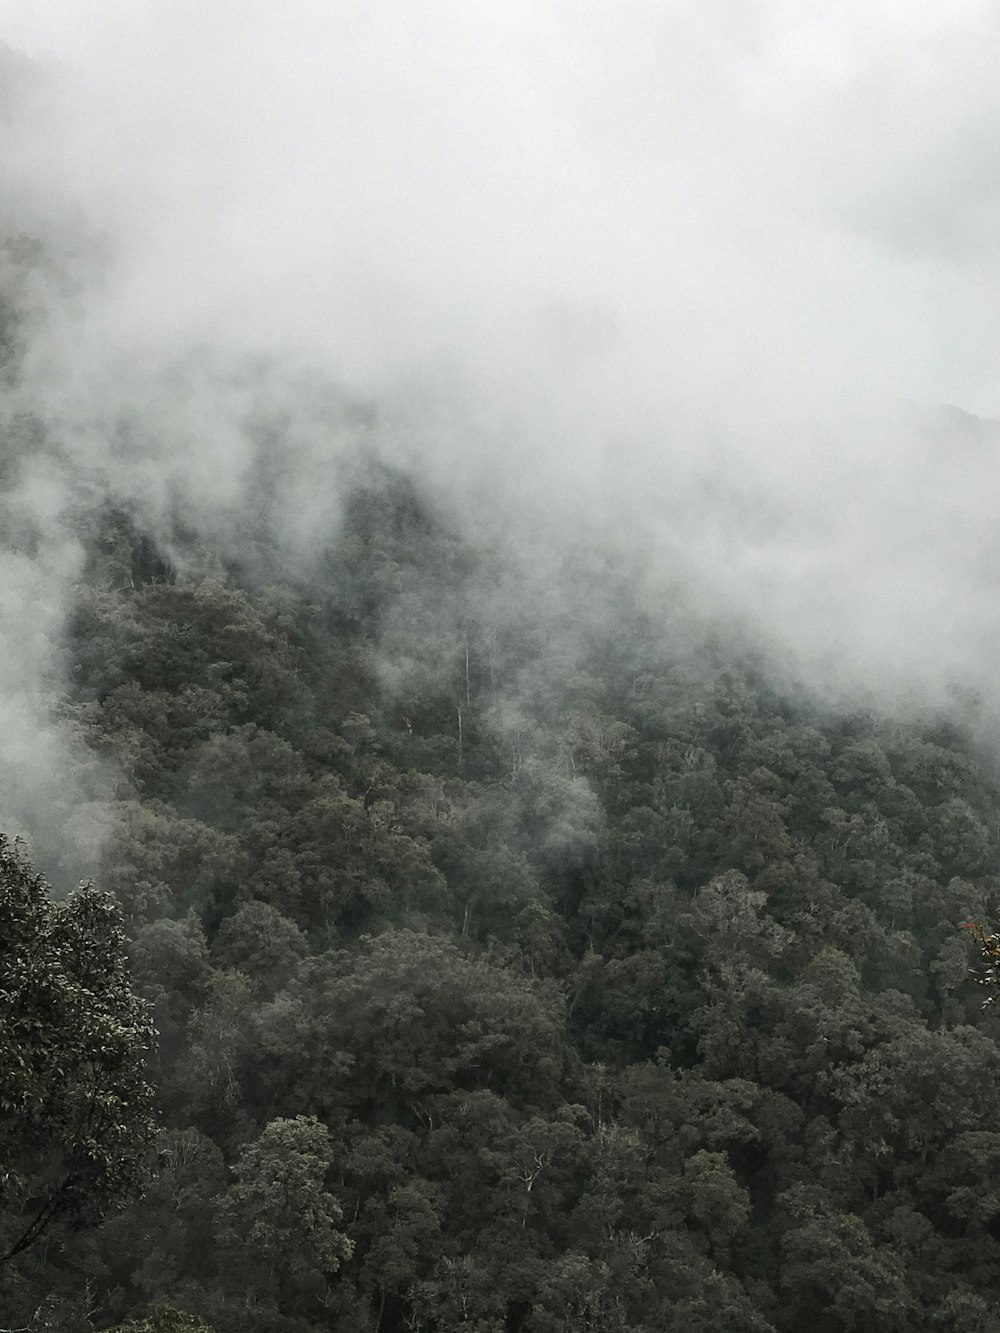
218,1114 -> 352,1279
218,1115 -> 352,1316
0,835 -> 156,1267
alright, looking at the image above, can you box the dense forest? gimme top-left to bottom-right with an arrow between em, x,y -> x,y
7,31 -> 1000,1333
5,392 -> 1000,1332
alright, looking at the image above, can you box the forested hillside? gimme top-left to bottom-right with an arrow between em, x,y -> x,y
4,413 -> 1000,1331
7,19 -> 1000,1333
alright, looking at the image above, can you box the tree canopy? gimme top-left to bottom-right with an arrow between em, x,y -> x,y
3,436 -> 1000,1331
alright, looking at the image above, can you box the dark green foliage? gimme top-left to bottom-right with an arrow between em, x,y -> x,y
107,1308 -> 217,1333
0,835 -> 156,1301
7,455 -> 1000,1331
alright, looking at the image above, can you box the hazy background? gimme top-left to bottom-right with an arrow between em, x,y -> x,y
3,0 -> 1000,866
5,1 -> 999,403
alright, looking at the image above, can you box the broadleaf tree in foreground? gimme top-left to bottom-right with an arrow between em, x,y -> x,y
0,834 -> 157,1276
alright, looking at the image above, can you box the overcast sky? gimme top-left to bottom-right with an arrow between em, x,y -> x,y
5,0 -> 1000,418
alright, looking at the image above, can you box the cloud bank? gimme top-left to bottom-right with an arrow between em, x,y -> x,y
1,0 -> 1000,790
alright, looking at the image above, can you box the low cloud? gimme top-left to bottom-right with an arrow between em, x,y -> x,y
0,2 -> 999,793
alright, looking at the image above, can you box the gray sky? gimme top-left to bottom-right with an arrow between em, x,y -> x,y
5,0 -> 1000,416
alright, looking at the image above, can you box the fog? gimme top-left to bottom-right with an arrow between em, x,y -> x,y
9,2 -> 1000,401
3,3 -> 1000,864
